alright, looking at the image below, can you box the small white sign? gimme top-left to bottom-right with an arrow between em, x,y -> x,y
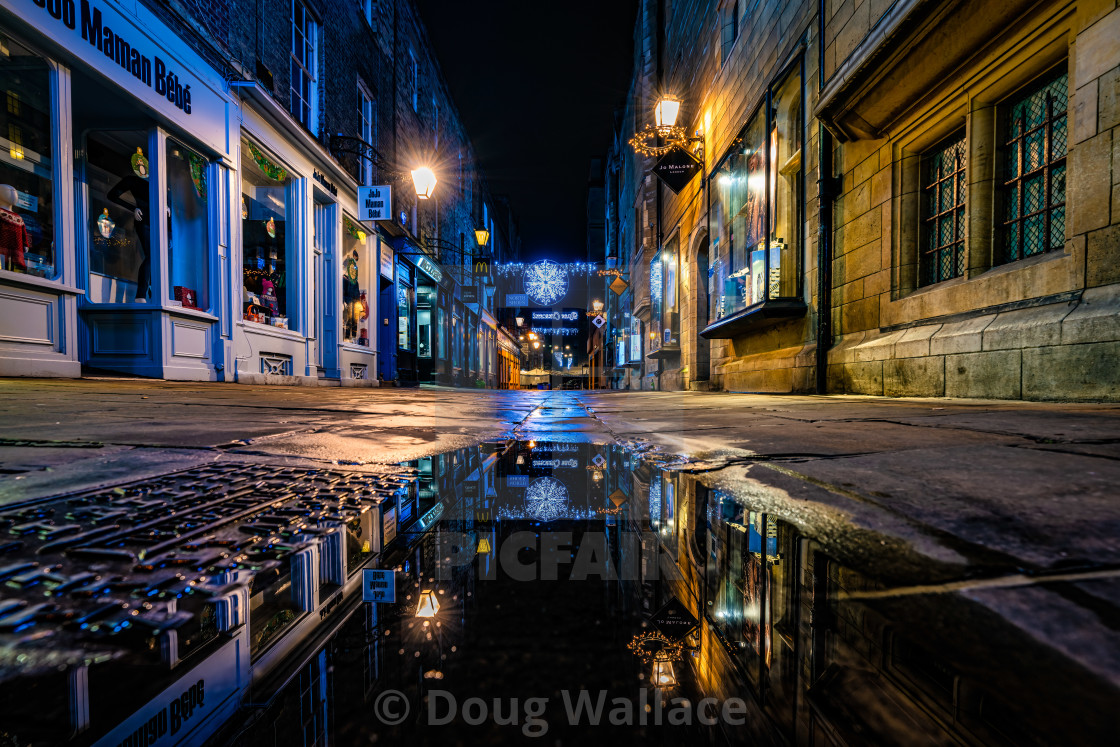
359,185 -> 392,221
592,314 -> 607,329
363,569 -> 396,603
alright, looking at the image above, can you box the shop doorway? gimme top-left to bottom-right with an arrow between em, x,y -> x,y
416,282 -> 436,383
314,200 -> 338,379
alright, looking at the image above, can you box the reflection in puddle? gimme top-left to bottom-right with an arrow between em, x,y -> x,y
0,442 -> 1112,745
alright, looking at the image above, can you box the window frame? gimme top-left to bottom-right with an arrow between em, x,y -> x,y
918,131 -> 968,287
357,80 -> 375,185
290,0 -> 318,132
997,69 -> 1068,265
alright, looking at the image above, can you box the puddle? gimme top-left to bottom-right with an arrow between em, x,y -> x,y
0,442 -> 1114,745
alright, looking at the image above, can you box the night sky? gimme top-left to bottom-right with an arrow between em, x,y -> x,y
416,0 -> 639,262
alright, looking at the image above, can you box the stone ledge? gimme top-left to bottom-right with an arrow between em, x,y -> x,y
982,302 -> 1076,351
1061,284 -> 1120,345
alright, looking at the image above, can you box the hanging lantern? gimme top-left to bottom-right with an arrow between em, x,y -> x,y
477,537 -> 491,554
652,659 -> 677,688
475,227 -> 490,247
411,167 -> 437,199
415,589 -> 440,618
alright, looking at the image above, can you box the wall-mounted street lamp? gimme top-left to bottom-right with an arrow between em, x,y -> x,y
592,299 -> 604,313
412,167 -> 437,199
654,95 -> 681,130
629,95 -> 703,158
415,589 -> 441,618
475,227 -> 490,247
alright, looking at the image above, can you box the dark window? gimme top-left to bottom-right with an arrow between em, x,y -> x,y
290,0 -> 317,129
1000,72 -> 1067,263
720,1 -> 739,61
920,134 -> 967,285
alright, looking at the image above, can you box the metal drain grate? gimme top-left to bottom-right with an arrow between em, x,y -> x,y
0,462 -> 416,670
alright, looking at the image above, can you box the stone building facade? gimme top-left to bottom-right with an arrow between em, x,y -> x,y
608,0 -> 1120,400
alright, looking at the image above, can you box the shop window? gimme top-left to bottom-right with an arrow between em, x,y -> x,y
166,138 -> 210,310
290,0 -> 318,132
397,282 -> 413,349
660,236 -> 679,347
0,36 -> 54,278
241,139 -> 294,329
86,130 -> 151,303
248,558 -> 301,655
999,71 -> 1067,263
769,63 -> 802,299
438,306 -> 448,360
629,313 -> 642,361
920,134 -> 967,286
711,106 -> 764,318
708,59 -> 803,325
649,252 -> 662,353
342,216 -> 370,346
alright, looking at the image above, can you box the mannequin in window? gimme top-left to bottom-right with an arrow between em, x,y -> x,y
0,184 -> 30,273
107,174 -> 151,301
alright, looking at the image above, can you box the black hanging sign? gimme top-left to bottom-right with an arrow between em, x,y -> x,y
653,148 -> 702,194
650,598 -> 699,639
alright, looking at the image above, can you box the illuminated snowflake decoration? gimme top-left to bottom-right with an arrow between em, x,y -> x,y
524,476 -> 570,521
649,478 -> 662,522
525,260 -> 569,305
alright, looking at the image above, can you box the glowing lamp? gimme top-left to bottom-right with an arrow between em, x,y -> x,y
477,537 -> 491,554
475,227 -> 490,246
654,96 -> 681,130
652,659 -> 677,688
415,589 -> 440,618
411,167 -> 437,199
592,299 -> 604,312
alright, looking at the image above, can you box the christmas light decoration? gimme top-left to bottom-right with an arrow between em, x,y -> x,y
525,260 -> 569,305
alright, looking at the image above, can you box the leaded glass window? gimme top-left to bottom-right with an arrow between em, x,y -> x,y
1000,72 -> 1067,263
920,135 -> 967,286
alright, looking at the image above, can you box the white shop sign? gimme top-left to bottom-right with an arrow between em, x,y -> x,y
93,637 -> 243,747
358,185 -> 391,221
382,506 -> 397,546
6,0 -> 228,154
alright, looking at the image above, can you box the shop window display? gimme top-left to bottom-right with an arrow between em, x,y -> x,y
342,217 -> 370,346
397,282 -> 412,349
0,36 -> 54,278
241,139 -> 293,329
417,286 -> 433,358
86,130 -> 151,302
166,138 -> 209,309
768,63 -> 802,300
707,61 -> 802,324
660,236 -> 679,347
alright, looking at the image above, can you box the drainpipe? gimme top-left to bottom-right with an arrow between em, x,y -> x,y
655,0 -> 665,392
815,0 -> 835,395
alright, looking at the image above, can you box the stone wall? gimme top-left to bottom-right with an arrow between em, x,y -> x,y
823,0 -> 1120,400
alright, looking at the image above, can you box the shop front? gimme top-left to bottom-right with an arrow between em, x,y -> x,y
0,0 -> 236,380
230,84 -> 377,386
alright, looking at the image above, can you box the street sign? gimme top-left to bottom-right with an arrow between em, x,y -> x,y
610,276 -> 629,295
609,489 -> 628,507
462,286 -> 478,304
358,185 -> 391,221
653,148 -> 702,195
507,293 -> 528,306
592,453 -> 606,467
592,314 -> 606,329
650,598 -> 699,639
363,569 -> 396,603
507,475 -> 530,488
